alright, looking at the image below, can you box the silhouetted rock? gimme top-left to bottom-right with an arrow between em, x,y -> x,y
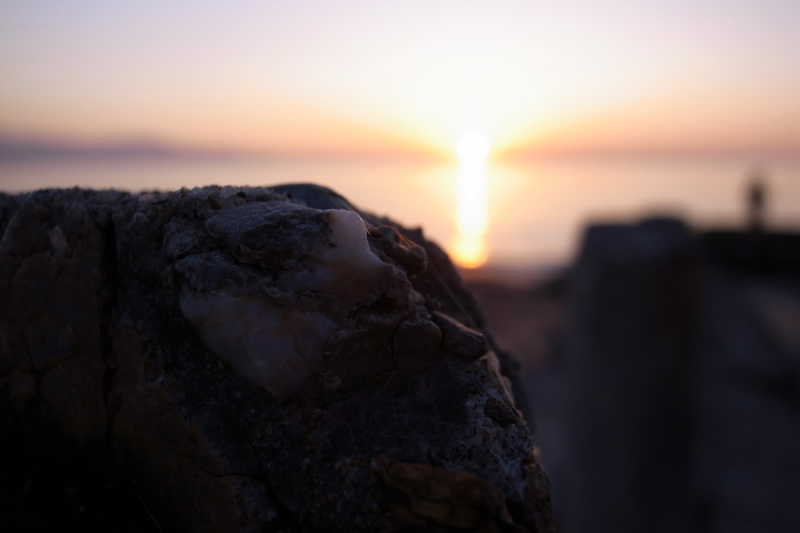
0,185 -> 553,531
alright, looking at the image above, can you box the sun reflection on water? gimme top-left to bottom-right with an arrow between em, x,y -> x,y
452,130 -> 491,268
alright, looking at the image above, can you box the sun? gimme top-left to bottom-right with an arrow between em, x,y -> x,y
457,130 -> 490,164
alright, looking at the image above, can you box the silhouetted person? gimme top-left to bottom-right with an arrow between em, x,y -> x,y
747,170 -> 767,234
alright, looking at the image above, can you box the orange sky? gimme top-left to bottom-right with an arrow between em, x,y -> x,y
1,1 -> 798,158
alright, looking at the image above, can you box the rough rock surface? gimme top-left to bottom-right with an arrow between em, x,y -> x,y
0,185 -> 553,531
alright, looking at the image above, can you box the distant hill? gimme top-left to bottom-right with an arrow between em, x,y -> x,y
0,135 -> 238,160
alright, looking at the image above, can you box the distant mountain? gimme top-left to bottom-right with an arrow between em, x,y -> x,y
0,135 -> 239,160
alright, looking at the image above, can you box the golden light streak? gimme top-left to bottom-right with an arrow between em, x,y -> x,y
452,234 -> 489,269
457,163 -> 489,236
452,132 -> 491,268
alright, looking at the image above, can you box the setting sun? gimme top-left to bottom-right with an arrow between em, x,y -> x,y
457,130 -> 491,164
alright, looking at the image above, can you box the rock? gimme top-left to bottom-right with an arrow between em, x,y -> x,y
0,185 -> 553,531
432,310 -> 490,361
372,457 -> 514,529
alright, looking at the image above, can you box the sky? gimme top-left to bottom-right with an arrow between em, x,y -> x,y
1,0 -> 799,158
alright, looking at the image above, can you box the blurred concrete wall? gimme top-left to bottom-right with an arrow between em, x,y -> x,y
563,218 -> 800,533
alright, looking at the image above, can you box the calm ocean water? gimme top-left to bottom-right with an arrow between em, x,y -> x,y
1,155 -> 798,267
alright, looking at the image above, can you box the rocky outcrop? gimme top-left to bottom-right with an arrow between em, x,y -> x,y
0,185 -> 553,531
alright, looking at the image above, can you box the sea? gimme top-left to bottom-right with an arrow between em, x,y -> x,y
1,154 -> 798,271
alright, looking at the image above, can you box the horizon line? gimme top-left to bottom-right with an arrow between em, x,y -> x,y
0,131 -> 797,162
